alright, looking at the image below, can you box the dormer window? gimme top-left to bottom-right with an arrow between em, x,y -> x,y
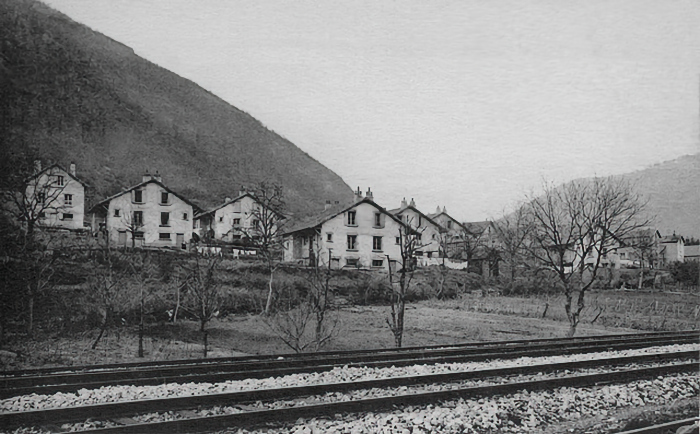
347,211 -> 356,226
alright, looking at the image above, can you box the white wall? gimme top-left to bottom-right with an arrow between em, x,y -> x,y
27,166 -> 85,230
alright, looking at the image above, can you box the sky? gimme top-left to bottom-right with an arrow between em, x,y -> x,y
43,0 -> 700,222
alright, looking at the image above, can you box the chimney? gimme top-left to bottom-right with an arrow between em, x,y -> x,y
410,198 -> 416,207
436,206 -> 441,214
225,196 -> 232,203
443,206 -> 447,213
401,197 -> 408,208
239,185 -> 246,196
34,160 -> 42,174
324,200 -> 332,210
142,172 -> 151,182
365,187 -> 373,201
69,162 -> 76,177
354,186 -> 363,202
153,170 -> 162,182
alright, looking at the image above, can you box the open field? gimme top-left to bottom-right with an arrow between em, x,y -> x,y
4,287 -> 697,370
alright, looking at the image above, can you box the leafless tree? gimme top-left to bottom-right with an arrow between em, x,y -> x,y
121,210 -> 144,250
491,204 -> 535,285
180,252 -> 225,357
525,177 -> 651,337
386,217 -> 426,348
130,251 -> 159,357
242,181 -> 286,314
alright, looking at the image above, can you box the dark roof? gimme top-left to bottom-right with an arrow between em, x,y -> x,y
195,192 -> 285,219
283,198 -> 405,235
388,205 -> 445,232
29,163 -> 89,187
88,178 -> 202,214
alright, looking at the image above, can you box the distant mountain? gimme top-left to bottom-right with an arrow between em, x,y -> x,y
618,153 -> 700,239
0,0 -> 353,215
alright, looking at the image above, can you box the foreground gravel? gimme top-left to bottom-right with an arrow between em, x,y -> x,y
224,373 -> 700,434
1,343 -> 697,414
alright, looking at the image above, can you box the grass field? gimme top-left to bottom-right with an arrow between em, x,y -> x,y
4,288 -> 697,370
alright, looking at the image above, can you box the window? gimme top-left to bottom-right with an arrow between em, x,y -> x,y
233,218 -> 241,226
56,176 -> 64,186
395,236 -> 401,245
374,213 -> 382,227
64,194 -> 73,205
373,236 -> 382,251
372,259 -> 384,267
161,192 -> 169,204
62,213 -> 73,221
183,212 -> 188,220
346,257 -> 360,267
114,209 -> 120,217
133,211 -> 143,225
326,233 -> 333,242
219,216 -> 224,222
133,189 -> 143,203
415,251 -> 424,256
39,212 -> 46,218
418,216 -> 422,226
160,212 -> 170,226
416,234 -> 422,242
159,233 -> 171,240
134,231 -> 145,240
427,252 -> 433,258
37,193 -> 45,204
347,235 -> 357,250
432,234 -> 436,240
447,221 -> 452,229
252,219 -> 259,228
347,211 -> 356,226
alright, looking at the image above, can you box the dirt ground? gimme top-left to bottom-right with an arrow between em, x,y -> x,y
2,299 -> 641,369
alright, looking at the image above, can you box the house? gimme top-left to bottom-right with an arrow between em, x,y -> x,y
684,245 -> 699,262
428,206 -> 468,258
615,228 -> 661,268
388,198 -> 445,263
282,188 -> 405,270
88,173 -> 200,249
658,233 -> 685,264
25,162 -> 87,231
194,189 -> 283,244
463,220 -> 500,276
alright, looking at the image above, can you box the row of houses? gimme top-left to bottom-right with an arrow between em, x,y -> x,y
18,163 -> 470,271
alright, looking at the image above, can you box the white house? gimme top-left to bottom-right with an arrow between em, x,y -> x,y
25,162 -> 87,231
283,188 -> 406,270
388,198 -> 445,262
89,173 -> 200,249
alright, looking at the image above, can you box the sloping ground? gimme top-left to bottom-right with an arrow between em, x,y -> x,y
0,0 -> 353,215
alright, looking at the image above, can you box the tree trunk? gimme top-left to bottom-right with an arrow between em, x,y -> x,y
202,328 -> 208,358
637,268 -> 644,290
92,309 -> 109,350
264,268 -> 274,314
27,288 -> 34,337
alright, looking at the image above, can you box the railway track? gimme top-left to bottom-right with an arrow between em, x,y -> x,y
2,330 -> 697,398
1,349 -> 697,433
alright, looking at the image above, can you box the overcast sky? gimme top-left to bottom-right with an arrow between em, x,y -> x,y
44,0 -> 699,221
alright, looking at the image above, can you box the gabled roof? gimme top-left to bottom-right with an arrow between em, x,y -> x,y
660,234 -> 685,244
88,178 -> 202,214
29,163 -> 88,187
428,211 -> 466,231
283,198 -> 405,235
387,205 -> 446,232
194,192 -> 284,219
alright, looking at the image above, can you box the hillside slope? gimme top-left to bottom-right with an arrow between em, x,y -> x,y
619,153 -> 700,238
0,0 -> 353,215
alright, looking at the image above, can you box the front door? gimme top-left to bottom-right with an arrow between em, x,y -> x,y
176,233 -> 185,249
118,231 -> 127,246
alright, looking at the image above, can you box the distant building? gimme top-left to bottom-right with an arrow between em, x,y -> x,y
282,187 -> 405,270
684,245 -> 699,262
89,173 -> 200,249
658,233 -> 685,264
388,198 -> 445,263
428,206 -> 468,258
24,162 -> 87,231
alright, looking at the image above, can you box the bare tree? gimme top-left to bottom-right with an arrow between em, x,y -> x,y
180,252 -> 224,357
242,182 -> 285,315
121,210 -> 144,250
525,177 -> 651,337
491,204 -> 535,285
130,251 -> 159,357
386,218 -> 426,348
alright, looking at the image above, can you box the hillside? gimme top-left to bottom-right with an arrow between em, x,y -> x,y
0,0 -> 353,215
618,153 -> 700,239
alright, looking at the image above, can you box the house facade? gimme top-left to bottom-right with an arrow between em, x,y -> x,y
89,174 -> 198,249
283,188 -> 405,270
429,207 -> 468,258
658,234 -> 685,264
389,199 -> 444,261
26,162 -> 87,231
194,192 -> 275,243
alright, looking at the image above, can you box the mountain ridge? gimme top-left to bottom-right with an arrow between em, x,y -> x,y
0,0 -> 354,215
